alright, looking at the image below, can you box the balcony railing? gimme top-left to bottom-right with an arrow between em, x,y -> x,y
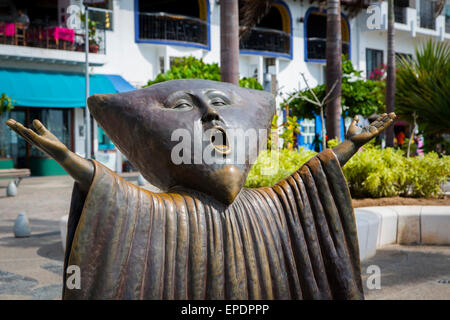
0,22 -> 106,54
138,12 -> 208,46
394,6 -> 407,24
240,27 -> 291,55
306,38 -> 349,61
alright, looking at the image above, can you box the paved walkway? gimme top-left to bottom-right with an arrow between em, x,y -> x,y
361,245 -> 450,299
0,175 -> 449,300
0,173 -> 140,300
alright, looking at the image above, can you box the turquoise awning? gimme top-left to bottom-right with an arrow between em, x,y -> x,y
0,68 -> 135,108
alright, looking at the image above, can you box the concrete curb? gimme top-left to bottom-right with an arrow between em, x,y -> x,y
355,206 -> 450,261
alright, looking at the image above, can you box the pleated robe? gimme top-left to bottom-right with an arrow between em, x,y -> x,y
63,149 -> 364,300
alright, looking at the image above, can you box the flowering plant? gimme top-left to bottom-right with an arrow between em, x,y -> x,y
369,63 -> 386,81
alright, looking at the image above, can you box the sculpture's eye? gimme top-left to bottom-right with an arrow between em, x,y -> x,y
211,97 -> 227,107
173,100 -> 193,111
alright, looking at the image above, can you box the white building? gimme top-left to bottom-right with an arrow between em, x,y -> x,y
0,0 -> 448,174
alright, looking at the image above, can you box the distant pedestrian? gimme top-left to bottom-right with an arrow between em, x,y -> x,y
396,130 -> 405,146
15,9 -> 30,26
311,133 -> 322,152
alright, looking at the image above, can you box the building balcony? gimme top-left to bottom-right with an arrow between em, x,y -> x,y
361,1 -> 449,40
137,12 -> 208,48
239,27 -> 291,57
0,23 -> 106,66
0,23 -> 106,53
0,44 -> 106,66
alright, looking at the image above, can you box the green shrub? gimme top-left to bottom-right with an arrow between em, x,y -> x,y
343,144 -> 407,198
244,144 -> 450,198
343,144 -> 450,198
146,56 -> 263,90
245,148 -> 316,188
327,138 -> 341,149
239,77 -> 264,90
401,153 -> 450,197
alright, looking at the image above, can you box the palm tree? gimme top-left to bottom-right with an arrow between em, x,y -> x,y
220,0 -> 240,85
396,40 -> 450,135
325,0 -> 342,141
385,0 -> 395,147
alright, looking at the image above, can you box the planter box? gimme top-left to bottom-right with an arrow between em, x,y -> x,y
0,158 -> 14,169
29,157 -> 67,176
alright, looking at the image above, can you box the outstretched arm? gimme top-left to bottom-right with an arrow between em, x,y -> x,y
333,112 -> 396,167
6,119 -> 94,193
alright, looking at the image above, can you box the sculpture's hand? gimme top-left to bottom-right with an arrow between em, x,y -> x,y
6,119 -> 69,162
333,112 -> 396,167
5,119 -> 94,192
346,113 -> 396,149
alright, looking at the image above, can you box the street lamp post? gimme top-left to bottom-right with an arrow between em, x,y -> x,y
84,2 -> 91,159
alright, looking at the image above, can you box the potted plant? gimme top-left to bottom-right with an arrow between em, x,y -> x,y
80,13 -> 101,53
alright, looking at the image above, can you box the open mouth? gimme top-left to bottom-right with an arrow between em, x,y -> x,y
210,126 -> 231,155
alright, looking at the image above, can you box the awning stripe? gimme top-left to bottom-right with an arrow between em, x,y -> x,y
0,68 -> 135,108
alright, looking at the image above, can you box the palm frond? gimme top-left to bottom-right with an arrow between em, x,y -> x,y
396,40 -> 450,134
239,0 -> 276,38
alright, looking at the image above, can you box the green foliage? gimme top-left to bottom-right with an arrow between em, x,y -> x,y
146,56 -> 263,90
147,56 -> 221,85
80,13 -> 101,43
244,148 -> 317,188
0,93 -> 14,116
396,40 -> 450,135
283,84 -> 324,120
279,116 -> 301,150
239,77 -> 264,90
343,144 -> 450,198
244,142 -> 449,198
327,138 -> 341,149
402,152 -> 450,197
283,57 -> 385,119
266,114 -> 280,150
343,145 -> 407,198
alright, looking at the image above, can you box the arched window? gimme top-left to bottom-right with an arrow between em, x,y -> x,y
136,0 -> 210,49
304,8 -> 350,62
240,1 -> 292,58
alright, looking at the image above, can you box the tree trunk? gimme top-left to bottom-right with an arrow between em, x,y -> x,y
325,0 -> 342,141
385,0 -> 396,147
320,106 -> 326,150
220,0 -> 240,85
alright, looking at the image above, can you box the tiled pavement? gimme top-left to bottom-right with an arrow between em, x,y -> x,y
0,175 -> 72,299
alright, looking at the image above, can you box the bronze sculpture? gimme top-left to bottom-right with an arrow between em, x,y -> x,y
5,79 -> 395,300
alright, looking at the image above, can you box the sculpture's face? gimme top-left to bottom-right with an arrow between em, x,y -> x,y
88,79 -> 275,204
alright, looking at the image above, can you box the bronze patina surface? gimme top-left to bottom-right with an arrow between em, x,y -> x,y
5,79 -> 395,300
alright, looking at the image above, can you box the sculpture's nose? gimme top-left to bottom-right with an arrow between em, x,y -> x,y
87,94 -> 112,116
87,93 -> 127,143
201,105 -> 220,123
87,93 -> 127,128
